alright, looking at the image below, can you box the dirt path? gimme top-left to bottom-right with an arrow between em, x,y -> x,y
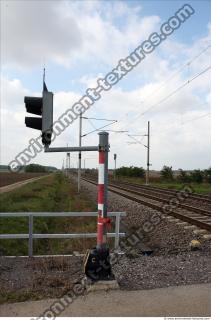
0,283 -> 210,317
0,175 -> 51,194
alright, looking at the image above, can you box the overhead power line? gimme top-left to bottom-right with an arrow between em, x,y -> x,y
182,111 -> 211,124
82,117 -> 117,122
127,122 -> 151,185
87,118 -> 97,130
147,102 -> 211,136
115,44 -> 211,127
82,119 -> 117,137
102,130 -> 128,133
127,134 -> 147,148
137,44 -> 211,105
156,101 -> 210,133
128,134 -> 147,137
131,65 -> 211,122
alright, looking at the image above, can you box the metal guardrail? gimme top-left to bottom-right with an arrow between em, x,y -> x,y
0,212 -> 126,256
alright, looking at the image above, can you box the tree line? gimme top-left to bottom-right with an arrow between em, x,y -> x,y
115,165 -> 211,184
25,164 -> 57,173
161,166 -> 211,184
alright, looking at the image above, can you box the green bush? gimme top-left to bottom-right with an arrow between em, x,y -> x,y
190,169 -> 204,184
177,169 -> 190,183
25,164 -> 47,173
116,166 -> 145,178
204,167 -> 211,184
160,165 -> 174,181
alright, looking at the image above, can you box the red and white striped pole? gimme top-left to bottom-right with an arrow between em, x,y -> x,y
84,131 -> 112,280
97,131 -> 110,249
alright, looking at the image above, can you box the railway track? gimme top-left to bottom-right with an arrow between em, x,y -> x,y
82,177 -> 211,232
113,180 -> 211,204
108,181 -> 211,213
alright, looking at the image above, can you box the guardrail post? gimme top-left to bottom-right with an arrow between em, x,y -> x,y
115,213 -> 120,250
28,214 -> 33,257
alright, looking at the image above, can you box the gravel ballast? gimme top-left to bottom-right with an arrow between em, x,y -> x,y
112,252 -> 211,290
79,177 -> 211,254
77,177 -> 211,290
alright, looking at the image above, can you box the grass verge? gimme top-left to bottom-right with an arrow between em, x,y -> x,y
115,176 -> 211,195
0,173 -> 97,255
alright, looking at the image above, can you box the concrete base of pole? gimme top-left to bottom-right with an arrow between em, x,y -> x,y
84,277 -> 119,292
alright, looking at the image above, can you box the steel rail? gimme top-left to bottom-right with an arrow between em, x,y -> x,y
107,183 -> 211,217
112,180 -> 211,203
84,176 -> 211,211
83,178 -> 211,232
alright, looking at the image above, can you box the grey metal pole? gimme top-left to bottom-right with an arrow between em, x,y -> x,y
66,153 -> 68,176
69,156 -> 70,170
67,153 -> 70,176
146,121 -> 150,185
78,112 -> 82,192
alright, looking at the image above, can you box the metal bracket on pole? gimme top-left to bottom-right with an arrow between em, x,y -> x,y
45,146 -> 98,153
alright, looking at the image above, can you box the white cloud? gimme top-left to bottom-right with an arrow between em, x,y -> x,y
1,77 -> 29,108
0,0 -> 82,68
0,0 -> 160,68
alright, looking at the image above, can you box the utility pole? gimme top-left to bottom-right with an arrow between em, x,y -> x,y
65,144 -> 67,174
78,112 -> 82,192
68,153 -> 70,170
83,157 -> 95,171
146,121 -> 150,185
67,152 -> 70,171
127,121 -> 151,185
114,153 -> 117,180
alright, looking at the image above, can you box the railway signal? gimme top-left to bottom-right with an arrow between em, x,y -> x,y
24,81 -> 53,146
114,153 -> 117,179
22,73 -> 115,282
45,131 -> 113,281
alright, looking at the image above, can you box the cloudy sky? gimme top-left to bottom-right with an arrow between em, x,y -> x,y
1,0 -> 211,171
